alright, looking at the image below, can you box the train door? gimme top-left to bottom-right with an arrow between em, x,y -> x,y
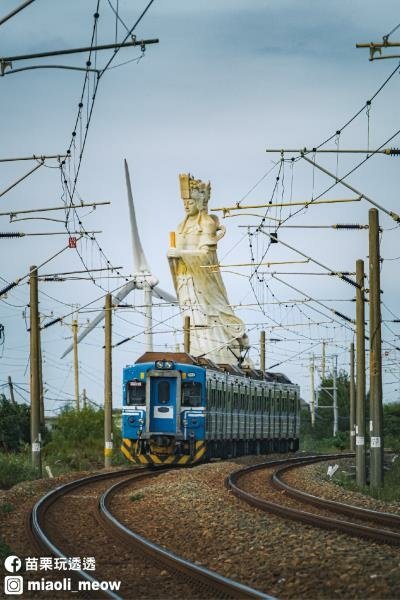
149,377 -> 177,433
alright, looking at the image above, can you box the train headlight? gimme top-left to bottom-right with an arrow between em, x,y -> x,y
155,359 -> 174,369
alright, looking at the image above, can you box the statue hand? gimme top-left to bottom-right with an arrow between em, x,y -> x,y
167,248 -> 180,258
216,225 -> 226,241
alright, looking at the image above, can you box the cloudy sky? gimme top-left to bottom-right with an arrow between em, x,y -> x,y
0,0 -> 399,416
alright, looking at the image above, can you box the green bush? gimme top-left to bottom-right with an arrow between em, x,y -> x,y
0,396 -> 30,451
43,406 -> 123,472
0,452 -> 37,489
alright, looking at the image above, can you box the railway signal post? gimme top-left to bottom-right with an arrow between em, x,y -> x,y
29,265 -> 42,476
104,293 -> 113,468
368,209 -> 383,488
355,259 -> 366,486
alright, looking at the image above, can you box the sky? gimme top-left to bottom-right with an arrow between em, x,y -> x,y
0,0 -> 399,417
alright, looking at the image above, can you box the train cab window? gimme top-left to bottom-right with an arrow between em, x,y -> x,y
181,381 -> 202,407
158,381 -> 170,404
127,380 -> 145,405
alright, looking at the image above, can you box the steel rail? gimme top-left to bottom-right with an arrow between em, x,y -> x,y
100,475 -> 273,599
30,468 -> 144,600
272,462 -> 400,528
227,454 -> 400,546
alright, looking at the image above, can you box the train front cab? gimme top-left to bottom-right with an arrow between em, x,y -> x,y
121,360 -> 207,466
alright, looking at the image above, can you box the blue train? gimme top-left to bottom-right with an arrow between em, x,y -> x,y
121,352 -> 300,466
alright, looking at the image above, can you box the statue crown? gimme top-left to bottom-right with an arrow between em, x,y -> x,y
179,173 -> 211,201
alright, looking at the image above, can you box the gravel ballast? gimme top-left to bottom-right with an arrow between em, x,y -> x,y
110,457 -> 400,599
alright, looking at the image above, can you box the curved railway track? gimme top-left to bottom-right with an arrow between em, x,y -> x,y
29,467 -> 272,599
227,453 -> 400,546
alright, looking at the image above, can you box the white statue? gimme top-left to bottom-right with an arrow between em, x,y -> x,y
168,173 -> 249,364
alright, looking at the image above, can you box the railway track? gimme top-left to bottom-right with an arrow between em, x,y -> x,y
227,453 -> 400,546
29,467 -> 272,599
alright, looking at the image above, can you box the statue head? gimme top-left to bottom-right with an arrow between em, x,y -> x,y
179,173 -> 211,213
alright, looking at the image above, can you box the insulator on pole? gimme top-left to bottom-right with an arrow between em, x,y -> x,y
115,337 -> 130,347
333,309 -> 354,323
385,147 -> 400,156
42,317 -> 62,329
334,224 -> 365,229
0,280 -> 18,297
340,274 -> 361,288
0,232 -> 24,237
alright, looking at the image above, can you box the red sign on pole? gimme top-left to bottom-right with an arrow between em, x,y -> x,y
68,236 -> 77,248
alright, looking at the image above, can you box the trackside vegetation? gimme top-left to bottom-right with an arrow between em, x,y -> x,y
0,402 -> 123,489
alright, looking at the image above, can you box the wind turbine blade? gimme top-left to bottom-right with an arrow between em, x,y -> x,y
124,159 -> 151,273
60,279 -> 138,359
152,285 -> 177,304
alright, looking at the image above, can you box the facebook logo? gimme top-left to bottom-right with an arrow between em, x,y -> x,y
4,556 -> 22,573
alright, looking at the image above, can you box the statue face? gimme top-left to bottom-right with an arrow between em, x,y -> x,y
184,197 -> 199,216
190,187 -> 207,210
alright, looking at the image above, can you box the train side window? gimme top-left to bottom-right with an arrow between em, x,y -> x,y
126,380 -> 145,405
159,381 -> 170,404
181,381 -> 202,407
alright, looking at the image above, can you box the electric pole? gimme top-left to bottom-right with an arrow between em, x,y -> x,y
72,317 -> 80,411
321,341 -> 326,380
104,293 -> 113,468
38,336 -> 45,427
7,376 -> 15,404
184,316 -> 191,354
355,259 -> 366,486
82,388 -> 87,409
310,355 -> 315,427
333,355 -> 338,437
349,343 -> 356,451
260,330 -> 266,372
144,282 -> 153,352
29,265 -> 42,475
369,208 -> 383,488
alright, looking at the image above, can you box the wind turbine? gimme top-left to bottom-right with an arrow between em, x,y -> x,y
61,160 -> 176,359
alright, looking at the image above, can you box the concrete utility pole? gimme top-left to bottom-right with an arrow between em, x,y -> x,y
260,330 -> 266,372
72,318 -> 80,411
38,337 -> 45,427
104,294 -> 113,468
321,341 -> 326,379
369,208 -> 383,488
310,355 -> 315,427
7,376 -> 15,404
184,316 -> 191,354
29,265 -> 42,475
82,388 -> 87,409
143,282 -> 153,352
333,355 -> 338,437
349,343 -> 356,451
355,259 -> 366,486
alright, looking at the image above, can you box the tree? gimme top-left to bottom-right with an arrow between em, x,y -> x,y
0,395 -> 30,451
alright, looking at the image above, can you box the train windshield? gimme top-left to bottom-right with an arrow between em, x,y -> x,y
126,380 -> 146,405
181,381 -> 202,407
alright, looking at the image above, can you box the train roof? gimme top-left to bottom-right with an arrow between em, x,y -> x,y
133,352 -> 293,384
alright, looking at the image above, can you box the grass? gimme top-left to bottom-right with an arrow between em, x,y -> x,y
329,456 -> 400,502
0,502 -> 15,514
0,537 -> 12,560
300,433 -> 348,454
130,492 -> 145,502
0,452 -> 38,489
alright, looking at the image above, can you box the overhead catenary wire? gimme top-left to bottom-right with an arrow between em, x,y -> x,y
260,230 -> 360,288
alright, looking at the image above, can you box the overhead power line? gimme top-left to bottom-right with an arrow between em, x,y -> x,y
0,201 -> 110,219
0,0 -> 36,27
0,38 -> 159,74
